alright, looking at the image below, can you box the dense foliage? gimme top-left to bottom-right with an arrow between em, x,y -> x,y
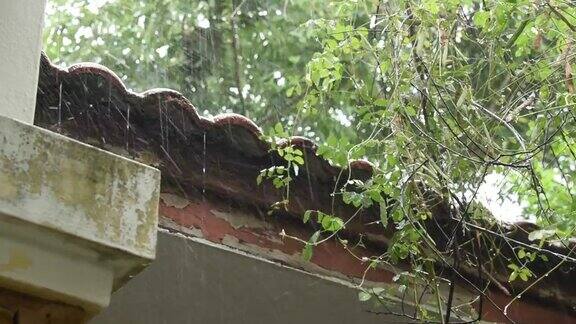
45,0 -> 576,321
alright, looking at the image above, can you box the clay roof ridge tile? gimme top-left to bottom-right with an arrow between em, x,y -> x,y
211,113 -> 262,136
40,54 -> 375,191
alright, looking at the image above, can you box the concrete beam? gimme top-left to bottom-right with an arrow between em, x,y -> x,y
0,115 -> 160,317
93,230 -> 400,324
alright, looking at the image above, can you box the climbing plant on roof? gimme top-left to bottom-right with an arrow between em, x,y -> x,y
263,0 -> 576,321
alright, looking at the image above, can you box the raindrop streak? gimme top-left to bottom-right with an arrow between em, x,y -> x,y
202,131 -> 207,197
157,98 -> 182,175
158,98 -> 165,148
107,82 -> 112,117
126,104 -> 130,151
58,82 -> 62,132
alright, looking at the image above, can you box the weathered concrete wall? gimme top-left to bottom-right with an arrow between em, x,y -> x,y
0,116 -> 160,261
0,0 -> 47,123
0,115 -> 161,314
92,231 -> 401,324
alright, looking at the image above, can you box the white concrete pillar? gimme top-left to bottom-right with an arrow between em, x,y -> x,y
0,0 -> 47,123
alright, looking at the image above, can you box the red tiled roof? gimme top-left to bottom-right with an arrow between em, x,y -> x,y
35,53 -> 576,322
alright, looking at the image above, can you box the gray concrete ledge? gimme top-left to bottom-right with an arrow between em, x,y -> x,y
0,115 -> 160,313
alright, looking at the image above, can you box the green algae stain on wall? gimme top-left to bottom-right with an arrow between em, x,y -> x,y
0,116 -> 160,258
0,249 -> 32,272
0,160 -> 19,201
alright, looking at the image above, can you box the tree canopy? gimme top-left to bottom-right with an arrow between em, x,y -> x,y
44,0 -> 576,321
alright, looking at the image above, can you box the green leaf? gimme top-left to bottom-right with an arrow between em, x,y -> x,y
473,11 -> 490,30
327,134 -> 338,147
294,155 -> 305,165
303,210 -> 312,223
310,230 -> 321,244
274,122 -> 284,134
368,190 -> 384,203
517,249 -> 526,259
405,105 -> 417,116
423,0 -> 439,15
358,291 -> 372,302
333,24 -> 347,41
374,98 -> 387,107
379,203 -> 389,228
398,284 -> 407,294
321,214 -> 345,232
528,229 -> 555,241
519,271 -> 528,281
302,244 -> 313,261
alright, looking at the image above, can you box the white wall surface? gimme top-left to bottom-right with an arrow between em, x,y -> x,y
0,0 -> 47,123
